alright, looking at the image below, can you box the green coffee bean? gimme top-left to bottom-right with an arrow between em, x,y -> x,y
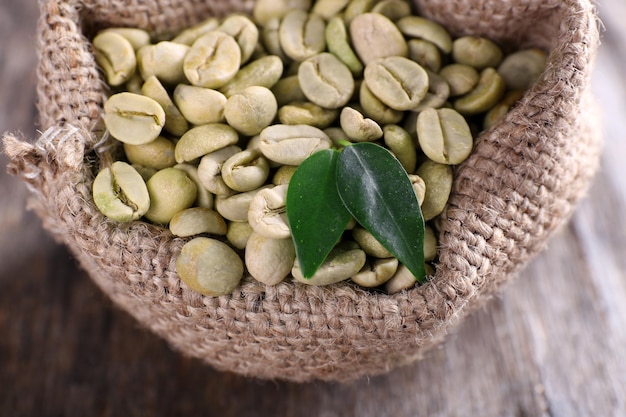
325,16 -> 364,77
452,36 -> 503,70
454,67 -> 506,115
340,106 -> 383,142
279,10 -> 326,62
248,184 -> 290,239
396,16 -> 452,54
100,27 -> 151,51
497,48 -> 547,90
221,149 -> 271,192
258,124 -> 332,165
278,101 -> 339,129
483,89 -> 525,129
93,161 -> 150,222
383,124 -> 416,173
351,257 -> 398,287
174,123 -> 239,164
439,63 -> 480,97
292,245 -> 367,286
226,221 -> 254,250
384,264 -> 417,294
144,167 -> 197,225
173,84 -> 227,125
261,18 -> 289,62
141,76 -> 189,136
224,86 -> 278,136
103,92 -> 165,145
352,227 -> 393,258
215,185 -> 271,222
271,75 -> 307,107
359,81 -> 404,125
417,107 -> 473,165
407,39 -> 442,72
176,237 -> 243,297
298,52 -> 355,109
219,55 -> 284,97
245,231 -> 296,285
183,31 -> 241,88
197,145 -> 241,196
272,165 -> 298,185
93,31 -> 136,86
137,41 -> 189,85
218,15 -> 259,64
131,164 -> 157,182
408,174 -> 426,206
424,225 -> 437,261
344,0 -> 378,24
169,207 -> 227,237
123,136 -> 176,170
252,0 -> 312,27
171,17 -> 220,46
173,163 -> 214,209
416,160 -> 453,221
349,13 -> 408,65
370,0 -> 412,21
413,70 -> 450,112
311,0 -> 350,19
363,56 -> 429,111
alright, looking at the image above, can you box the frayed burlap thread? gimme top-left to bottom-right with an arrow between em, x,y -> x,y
3,0 -> 602,382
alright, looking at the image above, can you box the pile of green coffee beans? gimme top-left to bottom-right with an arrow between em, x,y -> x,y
91,0 -> 546,296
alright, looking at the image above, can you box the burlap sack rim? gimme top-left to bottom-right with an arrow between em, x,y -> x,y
2,0 -> 602,382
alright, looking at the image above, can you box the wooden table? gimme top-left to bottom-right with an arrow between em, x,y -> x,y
2,1 -> 625,415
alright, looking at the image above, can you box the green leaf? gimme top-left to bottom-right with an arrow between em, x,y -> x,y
337,142 -> 426,282
286,149 -> 352,278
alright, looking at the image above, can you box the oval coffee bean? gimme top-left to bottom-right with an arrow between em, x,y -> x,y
292,246 -> 367,286
217,14 -> 259,64
439,63 -> 480,97
454,67 -> 506,115
219,55 -> 284,97
396,16 -> 452,54
169,207 -> 227,237
349,13 -> 408,65
144,167 -> 197,225
221,149 -> 271,192
183,31 -> 241,88
279,10 -> 326,62
123,136 -> 176,170
416,107 -> 473,165
258,124 -> 332,165
174,123 -> 239,164
245,231 -> 296,285
137,41 -> 189,85
173,84 -> 227,125
415,160 -> 453,221
364,56 -> 429,111
215,186 -> 271,222
103,92 -> 165,145
452,36 -> 503,70
298,52 -> 355,109
176,237 -> 244,297
92,161 -> 150,222
92,31 -> 136,86
227,221 -> 254,250
497,48 -> 547,90
197,145 -> 241,196
224,86 -> 278,136
325,16 -> 363,76
340,107 -> 383,142
141,76 -> 189,136
351,257 -> 399,288
248,184 -> 291,239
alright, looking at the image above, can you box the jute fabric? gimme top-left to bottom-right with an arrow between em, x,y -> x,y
3,0 -> 601,382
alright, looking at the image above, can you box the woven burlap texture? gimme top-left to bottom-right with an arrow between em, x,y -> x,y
3,0 -> 601,382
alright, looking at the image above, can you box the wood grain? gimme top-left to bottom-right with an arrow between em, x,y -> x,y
1,1 -> 625,416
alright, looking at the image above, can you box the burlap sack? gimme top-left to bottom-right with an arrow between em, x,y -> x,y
3,0 -> 601,382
